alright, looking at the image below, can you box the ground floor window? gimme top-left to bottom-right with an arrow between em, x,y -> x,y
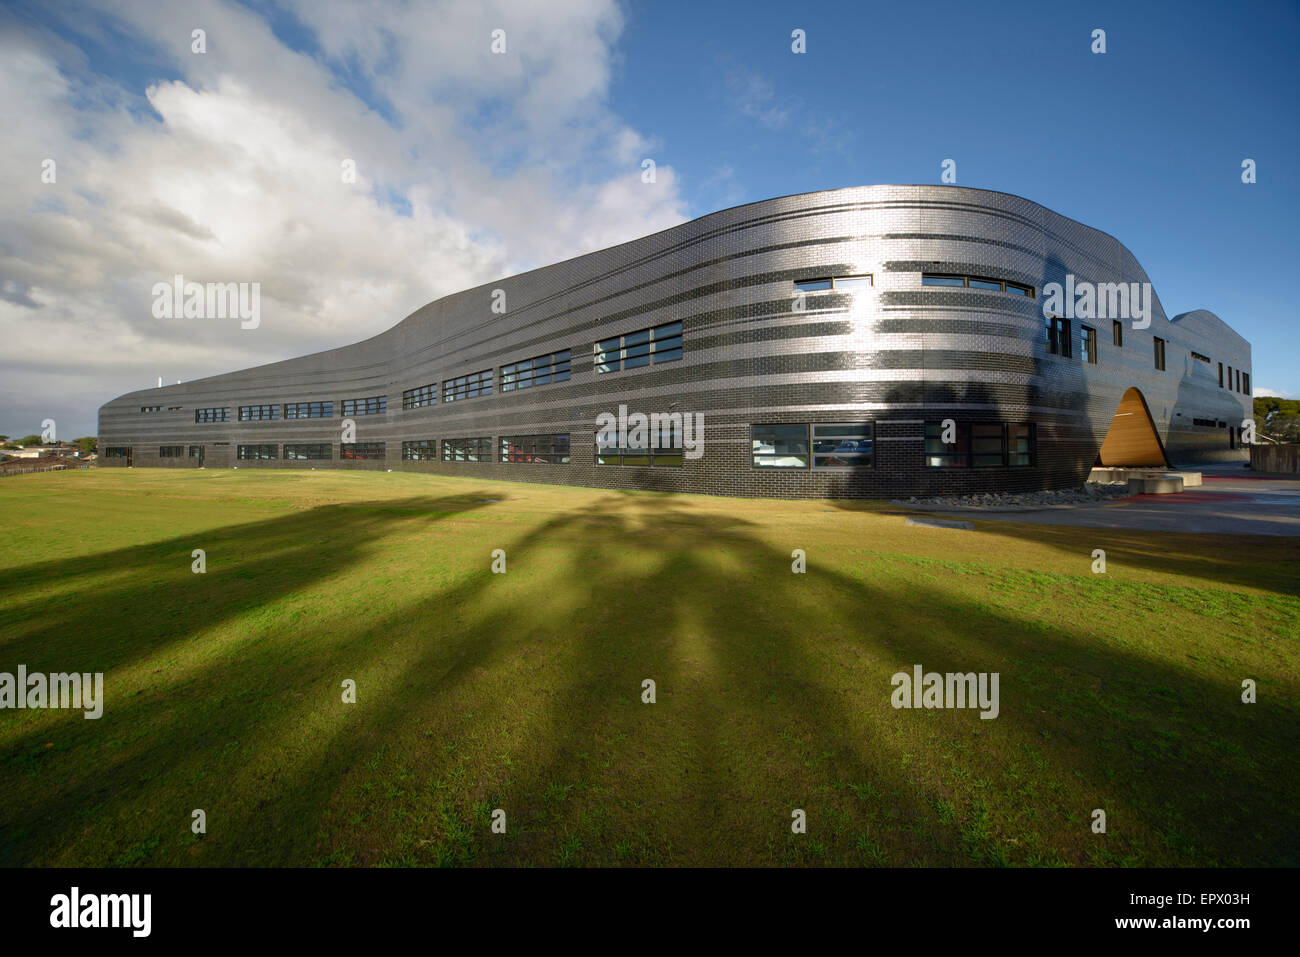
104,447 -> 131,458
811,423 -> 873,468
596,432 -> 682,467
188,446 -> 203,458
237,444 -> 277,460
752,424 -> 809,468
341,442 -> 385,460
285,444 -> 332,460
159,445 -> 183,458
501,434 -> 570,464
442,437 -> 491,462
401,440 -> 436,461
925,422 -> 1035,468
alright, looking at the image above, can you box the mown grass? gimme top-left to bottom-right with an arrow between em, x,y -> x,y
0,468 -> 1296,867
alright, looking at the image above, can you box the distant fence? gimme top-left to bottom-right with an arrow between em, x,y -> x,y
1250,444 -> 1300,474
0,463 -> 94,478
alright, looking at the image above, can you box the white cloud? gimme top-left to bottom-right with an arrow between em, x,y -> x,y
1254,388 -> 1293,399
0,0 -> 688,436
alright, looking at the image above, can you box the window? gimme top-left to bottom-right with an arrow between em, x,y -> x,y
752,424 -> 809,469
442,370 -> 493,403
794,275 -> 872,293
811,423 -> 873,468
595,321 -> 682,373
926,422 -> 1035,468
793,279 -> 832,291
284,401 -> 333,419
340,442 -> 385,460
104,447 -> 131,458
1235,368 -> 1242,392
1153,337 -> 1166,371
832,275 -> 873,291
500,434 -> 570,464
1218,362 -> 1224,387
284,444 -> 332,460
1191,351 -> 1210,364
501,350 -> 571,392
341,396 -> 387,416
237,444 -> 277,460
1081,325 -> 1097,364
159,446 -> 183,458
402,384 -> 437,410
140,406 -> 161,413
401,440 -> 437,461
195,407 -> 230,423
1045,316 -> 1071,357
921,274 -> 1033,296
187,446 -> 203,458
167,406 -> 182,412
239,404 -> 279,421
442,437 -> 492,462
1243,372 -> 1250,395
1113,320 -> 1123,348
596,430 -> 682,467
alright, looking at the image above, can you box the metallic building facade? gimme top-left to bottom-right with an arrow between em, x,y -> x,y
98,185 -> 1253,498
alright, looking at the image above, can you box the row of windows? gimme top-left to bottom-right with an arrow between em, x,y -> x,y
501,351 -> 572,392
285,401 -> 333,418
922,274 -> 1033,296
1219,362 -> 1249,394
501,434 -> 571,464
342,396 -> 387,416
595,321 -> 682,373
240,404 -> 279,421
443,371 -> 493,404
793,275 -> 874,293
752,423 -> 875,469
195,407 -> 230,423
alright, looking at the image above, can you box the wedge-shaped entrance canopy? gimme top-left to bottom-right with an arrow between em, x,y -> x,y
1097,387 -> 1171,467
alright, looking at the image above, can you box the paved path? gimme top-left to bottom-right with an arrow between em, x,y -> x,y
915,467 -> 1300,536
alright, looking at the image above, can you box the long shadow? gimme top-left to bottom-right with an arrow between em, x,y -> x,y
2,490 -> 1295,866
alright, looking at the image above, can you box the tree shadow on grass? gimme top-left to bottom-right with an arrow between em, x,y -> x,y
2,490 -> 1295,867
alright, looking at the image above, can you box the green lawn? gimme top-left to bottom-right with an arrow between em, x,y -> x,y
0,469 -> 1296,867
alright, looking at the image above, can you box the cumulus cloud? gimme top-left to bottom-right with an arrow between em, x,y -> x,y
1254,388 -> 1293,399
0,0 -> 687,435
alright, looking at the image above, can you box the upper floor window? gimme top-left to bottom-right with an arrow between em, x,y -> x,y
595,321 -> 682,374
402,384 -> 437,410
341,396 -> 387,416
1218,362 -> 1224,387
1191,351 -> 1210,364
443,370 -> 493,403
1112,320 -> 1123,348
401,440 -> 437,461
1080,325 -> 1098,364
140,406 -> 162,413
1242,372 -> 1250,395
284,401 -> 333,419
922,274 -> 1032,296
502,350 -> 571,392
195,407 -> 230,423
1153,337 -> 1166,371
239,404 -> 279,421
1045,316 -> 1072,357
794,275 -> 872,293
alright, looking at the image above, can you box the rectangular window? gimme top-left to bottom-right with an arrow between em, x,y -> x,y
968,278 -> 1003,291
1005,282 -> 1032,296
401,440 -> 437,461
239,404 -> 280,421
104,447 -> 131,458
167,406 -> 182,412
922,274 -> 1032,296
1191,351 -> 1210,364
159,446 -> 183,458
1113,320 -> 1123,348
140,406 -> 162,413
340,442 -> 385,460
1045,316 -> 1071,357
284,444 -> 332,460
1007,423 -> 1035,467
187,446 -> 203,458
237,444 -> 277,460
1081,325 -> 1098,364
811,423 -> 873,468
1218,362 -> 1224,387
195,407 -> 230,423
752,424 -> 809,469
926,422 -> 1034,468
402,384 -> 437,410
284,401 -> 333,419
921,275 -> 966,287
793,278 -> 832,291
832,275 -> 873,290
501,350 -> 571,392
441,437 -> 492,462
1235,368 -> 1242,392
500,434 -> 571,464
594,321 -> 682,374
442,370 -> 493,403
595,430 -> 682,467
341,396 -> 387,416
1153,337 -> 1166,371
1243,372 -> 1250,395
971,423 -> 1007,468
926,421 -> 970,468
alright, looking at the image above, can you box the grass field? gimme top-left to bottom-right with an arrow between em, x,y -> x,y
1,468 -> 1296,867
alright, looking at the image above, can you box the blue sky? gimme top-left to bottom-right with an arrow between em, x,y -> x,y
1,0 -> 1296,439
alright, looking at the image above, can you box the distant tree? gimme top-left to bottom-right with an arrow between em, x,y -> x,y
16,434 -> 42,446
1255,397 -> 1300,443
73,436 -> 97,455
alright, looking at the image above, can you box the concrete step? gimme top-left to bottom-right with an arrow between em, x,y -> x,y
1089,467 -> 1201,488
1128,475 -> 1184,494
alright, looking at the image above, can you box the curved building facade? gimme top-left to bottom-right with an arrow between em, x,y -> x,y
98,185 -> 1253,498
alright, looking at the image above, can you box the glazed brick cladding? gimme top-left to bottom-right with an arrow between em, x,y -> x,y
98,185 -> 1252,498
